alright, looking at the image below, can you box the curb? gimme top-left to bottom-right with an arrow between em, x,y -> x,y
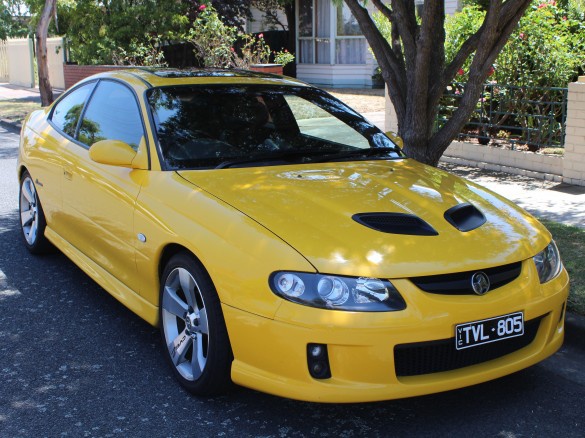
0,118 -> 22,133
565,311 -> 585,349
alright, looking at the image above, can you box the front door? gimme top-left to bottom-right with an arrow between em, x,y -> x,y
60,79 -> 148,293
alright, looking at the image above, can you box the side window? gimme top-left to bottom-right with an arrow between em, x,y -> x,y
51,82 -> 95,138
78,81 -> 144,150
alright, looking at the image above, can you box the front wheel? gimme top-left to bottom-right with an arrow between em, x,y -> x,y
19,171 -> 52,254
159,252 -> 233,395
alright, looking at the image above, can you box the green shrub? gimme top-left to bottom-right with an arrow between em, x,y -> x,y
445,1 -> 585,88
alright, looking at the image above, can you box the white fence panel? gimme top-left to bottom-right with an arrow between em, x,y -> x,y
7,38 -> 35,88
47,37 -> 65,89
0,40 -> 8,81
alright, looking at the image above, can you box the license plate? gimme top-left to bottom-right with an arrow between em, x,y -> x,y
455,312 -> 524,350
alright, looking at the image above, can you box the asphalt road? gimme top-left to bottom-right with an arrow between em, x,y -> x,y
0,126 -> 584,437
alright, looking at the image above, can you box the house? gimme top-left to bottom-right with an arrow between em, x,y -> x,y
250,1 -> 462,88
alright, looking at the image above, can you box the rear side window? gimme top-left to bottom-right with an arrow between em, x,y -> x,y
78,81 -> 144,150
51,82 -> 95,138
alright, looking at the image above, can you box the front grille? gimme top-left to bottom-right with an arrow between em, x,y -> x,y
410,262 -> 522,295
394,316 -> 542,377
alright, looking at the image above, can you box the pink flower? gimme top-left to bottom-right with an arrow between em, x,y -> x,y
457,68 -> 464,76
538,3 -> 547,9
230,47 -> 235,52
198,4 -> 206,11
258,33 -> 264,38
562,15 -> 567,20
455,90 -> 461,95
519,32 -> 525,39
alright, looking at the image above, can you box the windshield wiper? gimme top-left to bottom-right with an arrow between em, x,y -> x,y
215,149 -> 337,169
311,147 -> 401,164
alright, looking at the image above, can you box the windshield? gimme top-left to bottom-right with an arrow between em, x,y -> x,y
147,85 -> 402,170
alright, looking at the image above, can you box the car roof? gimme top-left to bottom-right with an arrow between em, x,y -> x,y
84,67 -> 312,89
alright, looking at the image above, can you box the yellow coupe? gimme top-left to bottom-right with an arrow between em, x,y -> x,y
17,69 -> 569,402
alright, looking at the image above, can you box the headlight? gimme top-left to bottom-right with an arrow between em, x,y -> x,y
269,272 -> 406,312
533,241 -> 562,284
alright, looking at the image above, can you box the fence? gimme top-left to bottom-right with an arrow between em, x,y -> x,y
0,40 -> 8,81
437,83 -> 568,151
0,37 -> 65,89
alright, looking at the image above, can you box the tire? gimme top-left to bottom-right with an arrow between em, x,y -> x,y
159,251 -> 233,395
19,171 -> 52,254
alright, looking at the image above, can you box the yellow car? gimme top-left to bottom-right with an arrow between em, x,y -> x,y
17,69 -> 569,403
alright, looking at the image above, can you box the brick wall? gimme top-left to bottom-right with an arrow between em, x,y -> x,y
63,64 -> 130,89
563,76 -> 585,186
442,142 -> 564,182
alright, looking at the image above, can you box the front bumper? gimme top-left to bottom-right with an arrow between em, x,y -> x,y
223,263 -> 569,403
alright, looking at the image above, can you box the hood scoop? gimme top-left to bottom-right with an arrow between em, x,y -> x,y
444,203 -> 486,232
352,213 -> 438,236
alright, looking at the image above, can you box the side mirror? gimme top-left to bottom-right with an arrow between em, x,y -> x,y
385,131 -> 403,149
89,140 -> 138,168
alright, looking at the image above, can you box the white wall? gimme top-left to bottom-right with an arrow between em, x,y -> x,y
7,38 -> 34,88
46,37 -> 65,90
445,0 -> 462,15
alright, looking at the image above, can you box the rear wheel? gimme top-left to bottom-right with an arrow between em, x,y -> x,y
19,171 -> 52,254
159,252 -> 233,395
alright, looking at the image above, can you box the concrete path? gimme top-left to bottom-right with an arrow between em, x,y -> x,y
0,82 -> 42,100
444,163 -> 585,229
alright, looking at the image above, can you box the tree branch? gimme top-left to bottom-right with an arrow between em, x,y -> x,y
344,0 -> 407,120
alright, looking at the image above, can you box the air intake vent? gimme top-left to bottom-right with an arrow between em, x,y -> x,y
444,203 -> 486,232
352,213 -> 438,236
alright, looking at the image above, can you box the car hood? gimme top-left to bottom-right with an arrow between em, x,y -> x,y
177,159 -> 550,278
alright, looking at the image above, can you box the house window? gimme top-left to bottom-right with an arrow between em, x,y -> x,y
298,0 -> 365,65
335,3 -> 365,64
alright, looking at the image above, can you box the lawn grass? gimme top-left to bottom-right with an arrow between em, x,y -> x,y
540,219 -> 585,315
0,98 -> 41,125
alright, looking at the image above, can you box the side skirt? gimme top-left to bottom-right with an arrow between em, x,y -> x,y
45,226 -> 159,326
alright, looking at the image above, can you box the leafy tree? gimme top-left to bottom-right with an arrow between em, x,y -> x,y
0,1 -> 30,39
58,0 -> 190,65
342,0 -> 536,166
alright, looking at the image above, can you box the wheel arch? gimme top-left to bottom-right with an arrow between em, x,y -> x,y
17,165 -> 29,181
157,243 -> 214,301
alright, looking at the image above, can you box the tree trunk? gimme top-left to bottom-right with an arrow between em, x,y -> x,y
36,0 -> 56,107
343,0 -> 532,167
